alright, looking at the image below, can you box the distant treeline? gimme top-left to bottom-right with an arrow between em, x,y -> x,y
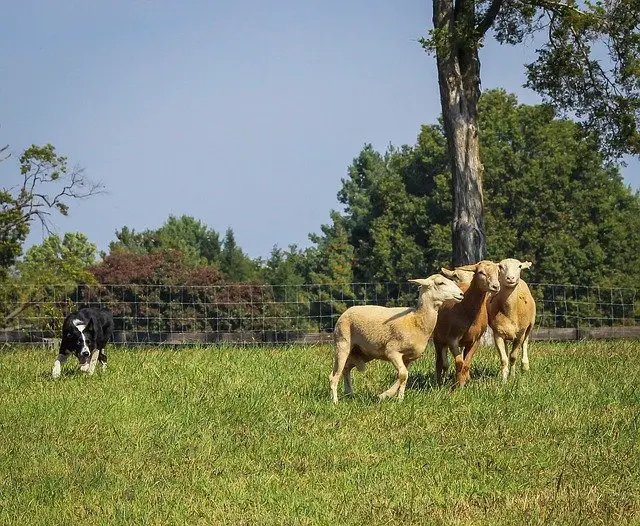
2,89 -> 639,333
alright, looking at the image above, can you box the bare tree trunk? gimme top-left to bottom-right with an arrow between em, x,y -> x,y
433,0 -> 486,266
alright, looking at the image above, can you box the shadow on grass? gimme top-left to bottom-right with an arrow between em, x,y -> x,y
468,363 -> 500,382
309,364 -> 502,404
307,384 -> 383,405
45,366 -> 108,381
406,371 -> 442,391
405,364 -> 500,392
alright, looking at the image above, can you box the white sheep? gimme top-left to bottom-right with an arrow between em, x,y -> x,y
488,258 -> 536,380
329,275 -> 464,403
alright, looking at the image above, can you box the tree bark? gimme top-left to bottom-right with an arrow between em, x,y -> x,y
433,0 -> 486,266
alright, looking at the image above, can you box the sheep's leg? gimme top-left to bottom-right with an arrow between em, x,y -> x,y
509,335 -> 525,379
521,328 -> 532,372
494,335 -> 510,381
330,340 -> 350,404
379,347 -> 408,401
462,341 -> 480,383
434,341 -> 448,384
342,362 -> 355,397
396,357 -> 415,401
450,343 -> 467,387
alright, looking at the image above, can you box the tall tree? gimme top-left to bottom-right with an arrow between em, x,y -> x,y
220,227 -> 259,282
423,0 -> 640,265
307,211 -> 354,286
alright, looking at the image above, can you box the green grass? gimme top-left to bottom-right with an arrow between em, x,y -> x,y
0,341 -> 638,525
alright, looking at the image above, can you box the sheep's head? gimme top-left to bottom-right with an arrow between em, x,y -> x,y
498,258 -> 532,288
445,260 -> 500,295
439,267 -> 474,284
408,275 -> 464,306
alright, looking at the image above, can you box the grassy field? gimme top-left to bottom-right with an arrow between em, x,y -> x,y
0,341 -> 638,525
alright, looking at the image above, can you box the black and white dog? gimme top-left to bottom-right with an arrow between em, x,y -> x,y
52,308 -> 114,378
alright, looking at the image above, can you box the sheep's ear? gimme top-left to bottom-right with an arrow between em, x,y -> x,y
520,261 -> 532,270
440,268 -> 456,279
455,264 -> 478,272
408,278 -> 430,287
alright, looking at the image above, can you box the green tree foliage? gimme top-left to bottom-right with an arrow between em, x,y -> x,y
304,211 -> 356,327
20,232 -> 97,277
219,228 -> 260,282
311,90 -> 640,290
424,0 -> 640,262
479,89 -> 640,288
262,245 -> 309,287
0,144 -> 103,277
109,215 -> 221,266
0,233 -> 98,330
258,245 -> 319,334
307,211 -> 354,286
334,140 -> 452,283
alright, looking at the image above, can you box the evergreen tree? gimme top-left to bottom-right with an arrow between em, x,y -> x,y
263,245 -> 308,287
220,228 -> 259,282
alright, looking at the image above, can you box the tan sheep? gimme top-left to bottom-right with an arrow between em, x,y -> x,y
488,258 -> 536,380
329,275 -> 464,403
444,267 -> 475,285
434,260 -> 501,387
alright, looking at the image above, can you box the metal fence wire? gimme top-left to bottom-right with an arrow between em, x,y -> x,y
1,282 -> 638,344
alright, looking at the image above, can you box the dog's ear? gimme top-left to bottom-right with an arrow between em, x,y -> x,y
85,316 -> 95,332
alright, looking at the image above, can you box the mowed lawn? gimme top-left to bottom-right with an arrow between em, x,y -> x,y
0,341 -> 638,525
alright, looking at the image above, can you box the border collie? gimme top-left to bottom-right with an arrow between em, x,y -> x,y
52,308 -> 114,378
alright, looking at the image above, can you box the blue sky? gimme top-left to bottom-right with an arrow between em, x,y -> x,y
2,0 -> 638,260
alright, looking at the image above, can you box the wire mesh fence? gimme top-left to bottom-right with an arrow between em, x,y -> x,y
1,281 -> 638,345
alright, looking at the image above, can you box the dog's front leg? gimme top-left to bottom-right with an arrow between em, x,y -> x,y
52,353 -> 69,378
86,349 -> 100,375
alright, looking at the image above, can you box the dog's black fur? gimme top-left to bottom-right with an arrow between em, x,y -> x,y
58,307 -> 114,368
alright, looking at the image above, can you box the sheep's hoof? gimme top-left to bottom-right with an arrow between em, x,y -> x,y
522,362 -> 530,372
453,376 -> 467,389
